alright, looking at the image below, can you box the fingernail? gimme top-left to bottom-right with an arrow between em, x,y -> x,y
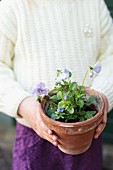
53,141 -> 58,146
52,136 -> 58,141
94,135 -> 98,139
47,129 -> 52,135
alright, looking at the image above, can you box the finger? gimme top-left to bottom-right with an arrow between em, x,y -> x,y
47,129 -> 53,135
47,129 -> 59,141
39,119 -> 58,140
37,104 -> 56,137
46,136 -> 58,146
51,135 -> 58,141
36,108 -> 52,135
94,123 -> 106,139
34,126 -> 58,146
47,130 -> 59,141
46,130 -> 58,141
53,141 -> 58,146
41,131 -> 58,146
36,119 -> 59,142
102,112 -> 107,124
37,102 -> 59,144
44,134 -> 58,146
47,129 -> 58,141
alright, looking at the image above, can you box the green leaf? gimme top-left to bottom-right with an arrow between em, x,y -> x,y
79,117 -> 86,121
69,82 -> 77,91
58,101 -> 65,108
57,91 -> 62,100
88,96 -> 95,103
77,94 -> 86,99
78,100 -> 84,108
55,111 -> 65,119
46,109 -> 52,117
51,113 -> 57,120
85,111 -> 96,119
46,108 -> 56,117
67,107 -> 74,114
50,95 -> 58,100
85,95 -> 95,106
79,86 -> 85,92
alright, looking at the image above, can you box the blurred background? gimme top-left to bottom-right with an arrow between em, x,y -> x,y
0,0 -> 113,170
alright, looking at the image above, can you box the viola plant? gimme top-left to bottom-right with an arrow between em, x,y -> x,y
31,62 -> 102,123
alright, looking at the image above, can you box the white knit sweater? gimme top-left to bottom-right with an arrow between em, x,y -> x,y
0,0 -> 113,127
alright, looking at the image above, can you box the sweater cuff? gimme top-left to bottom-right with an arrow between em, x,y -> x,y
1,88 -> 31,118
91,77 -> 113,112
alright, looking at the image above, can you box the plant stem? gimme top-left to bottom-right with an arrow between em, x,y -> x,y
49,101 -> 57,106
82,69 -> 89,86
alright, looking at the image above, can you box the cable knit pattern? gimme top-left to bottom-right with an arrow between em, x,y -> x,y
0,0 -> 113,127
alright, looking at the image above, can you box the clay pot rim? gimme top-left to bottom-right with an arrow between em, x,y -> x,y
41,88 -> 104,127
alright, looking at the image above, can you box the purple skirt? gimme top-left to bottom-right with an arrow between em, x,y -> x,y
12,123 -> 103,170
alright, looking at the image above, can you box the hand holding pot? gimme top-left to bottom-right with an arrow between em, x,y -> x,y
94,92 -> 108,139
18,96 -> 58,146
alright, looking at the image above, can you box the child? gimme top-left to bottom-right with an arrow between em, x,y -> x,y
0,0 -> 112,169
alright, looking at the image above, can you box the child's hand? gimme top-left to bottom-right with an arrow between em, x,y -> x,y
18,96 -> 58,146
94,92 -> 108,139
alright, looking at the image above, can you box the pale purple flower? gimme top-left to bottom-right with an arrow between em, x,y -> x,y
64,95 -> 68,100
57,108 -> 64,112
56,76 -> 62,83
60,69 -> 70,80
31,82 -> 48,96
90,62 -> 101,77
56,69 -> 70,83
93,62 -> 102,73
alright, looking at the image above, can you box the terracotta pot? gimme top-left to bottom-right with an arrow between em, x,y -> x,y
40,87 -> 105,155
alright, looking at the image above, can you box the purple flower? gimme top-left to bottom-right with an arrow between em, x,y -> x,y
55,69 -> 70,83
93,62 -> 102,73
57,108 -> 64,112
31,82 -> 48,96
64,95 -> 68,100
56,76 -> 62,83
60,69 -> 70,80
90,62 -> 101,77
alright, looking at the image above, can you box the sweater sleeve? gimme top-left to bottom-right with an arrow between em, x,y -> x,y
91,0 -> 113,112
0,1 -> 31,118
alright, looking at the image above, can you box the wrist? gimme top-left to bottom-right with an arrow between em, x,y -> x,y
17,96 -> 38,117
17,96 -> 32,117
